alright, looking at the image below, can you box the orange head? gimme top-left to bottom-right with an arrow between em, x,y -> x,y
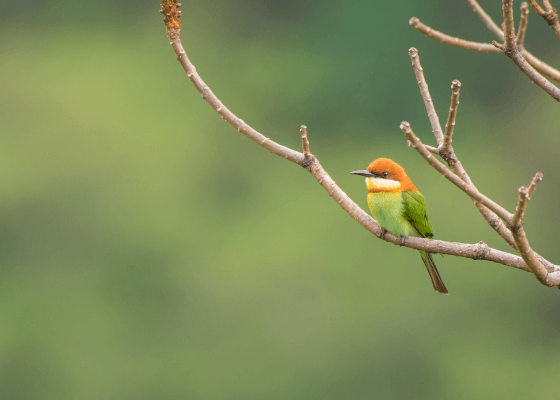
351,158 -> 418,193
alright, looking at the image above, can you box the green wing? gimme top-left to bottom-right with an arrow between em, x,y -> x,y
401,190 -> 435,239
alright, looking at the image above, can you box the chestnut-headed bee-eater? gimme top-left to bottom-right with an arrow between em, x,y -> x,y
351,158 -> 448,294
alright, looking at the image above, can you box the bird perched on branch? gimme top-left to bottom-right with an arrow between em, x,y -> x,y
351,158 -> 448,294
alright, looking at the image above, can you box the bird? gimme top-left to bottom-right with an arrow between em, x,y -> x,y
351,157 -> 448,294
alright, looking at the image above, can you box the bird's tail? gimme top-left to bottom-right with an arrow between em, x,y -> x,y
419,251 -> 449,294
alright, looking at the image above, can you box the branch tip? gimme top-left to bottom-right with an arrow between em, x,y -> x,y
527,171 -> 543,198
492,40 -> 504,50
518,2 -> 530,46
510,171 -> 548,283
512,172 -> 542,229
160,0 -> 182,38
443,79 -> 461,152
400,121 -> 411,132
300,125 -> 311,157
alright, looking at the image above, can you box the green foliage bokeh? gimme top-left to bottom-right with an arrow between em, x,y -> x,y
0,1 -> 559,399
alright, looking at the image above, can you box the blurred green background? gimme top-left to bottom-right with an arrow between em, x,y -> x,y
1,0 -> 559,399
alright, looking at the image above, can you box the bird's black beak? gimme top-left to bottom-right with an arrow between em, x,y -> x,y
350,170 -> 376,177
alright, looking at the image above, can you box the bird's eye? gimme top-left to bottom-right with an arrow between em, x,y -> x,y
382,172 -> 388,178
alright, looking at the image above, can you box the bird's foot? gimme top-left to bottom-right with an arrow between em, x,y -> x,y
380,228 -> 388,239
399,236 -> 407,247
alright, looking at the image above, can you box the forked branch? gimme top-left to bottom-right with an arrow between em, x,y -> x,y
410,0 -> 560,98
403,46 -> 560,286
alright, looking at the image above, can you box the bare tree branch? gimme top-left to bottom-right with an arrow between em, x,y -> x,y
517,2 -> 530,46
409,18 -> 502,53
300,125 -> 311,159
493,0 -> 560,101
467,0 -> 506,40
160,1 -> 560,288
410,11 -> 560,83
511,173 -> 550,283
503,0 -> 519,46
512,173 -> 543,227
529,0 -> 560,39
443,80 -> 461,155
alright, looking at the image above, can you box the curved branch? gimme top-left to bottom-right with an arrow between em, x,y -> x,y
409,18 -> 502,53
172,39 -> 304,165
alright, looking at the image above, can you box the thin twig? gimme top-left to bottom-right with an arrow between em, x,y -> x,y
300,125 -> 311,158
467,0 -> 505,40
517,2 -> 530,46
529,0 -> 560,39
408,48 -> 444,147
512,172 -> 543,227
443,80 -> 461,155
410,16 -> 560,83
409,18 -> 502,53
503,0 -> 518,47
511,173 -> 549,283
526,171 -> 543,198
400,121 -> 513,225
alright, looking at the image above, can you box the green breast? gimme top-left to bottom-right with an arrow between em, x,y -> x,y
367,192 -> 416,237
